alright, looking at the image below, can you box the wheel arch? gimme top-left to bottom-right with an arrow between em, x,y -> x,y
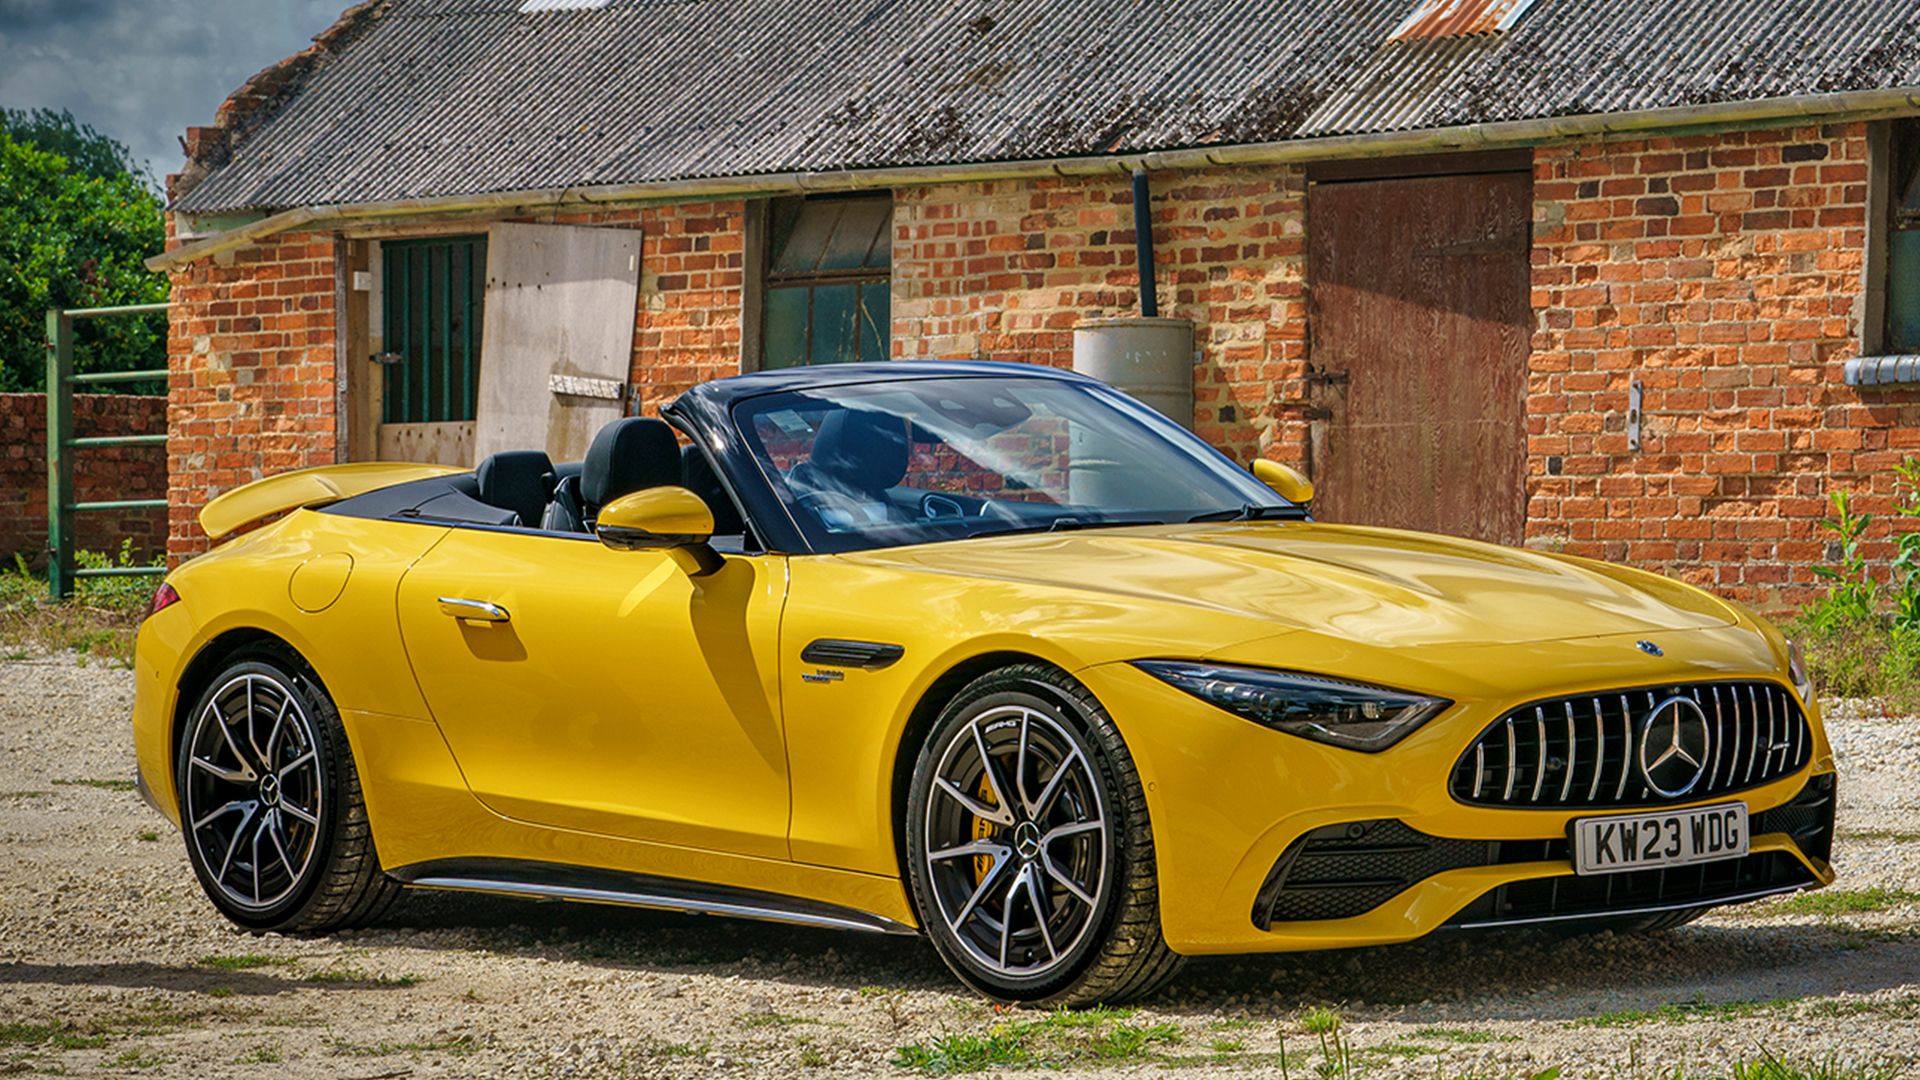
171,628 -> 334,775
888,650 -> 1079,884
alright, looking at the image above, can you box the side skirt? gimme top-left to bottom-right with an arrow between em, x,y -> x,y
387,857 -> 920,936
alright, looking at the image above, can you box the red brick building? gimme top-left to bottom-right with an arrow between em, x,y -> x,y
153,0 -> 1920,610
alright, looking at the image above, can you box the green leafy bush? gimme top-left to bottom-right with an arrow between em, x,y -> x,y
1791,458 -> 1920,712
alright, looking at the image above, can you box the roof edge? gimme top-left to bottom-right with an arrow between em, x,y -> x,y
167,0 -> 392,207
150,85 -> 1920,273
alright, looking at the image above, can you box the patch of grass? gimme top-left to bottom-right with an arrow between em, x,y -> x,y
1572,997 -> 1794,1028
1839,828 -> 1920,843
1299,1006 -> 1343,1035
135,829 -> 159,842
50,778 -> 135,792
0,546 -> 158,666
893,1030 -> 1031,1075
1367,1041 -> 1442,1059
1726,1052 -> 1905,1080
1210,1037 -> 1246,1053
1773,888 -> 1920,916
235,1044 -> 282,1064
1414,1026 -> 1519,1045
106,1047 -> 165,1070
891,1008 -> 1179,1075
0,1023 -> 107,1050
798,1045 -> 830,1068
196,953 -> 294,972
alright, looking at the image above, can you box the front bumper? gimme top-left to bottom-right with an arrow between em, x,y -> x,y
1081,641 -> 1837,956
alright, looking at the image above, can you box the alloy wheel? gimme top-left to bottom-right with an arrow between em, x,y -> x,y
182,673 -> 324,911
921,704 -> 1108,979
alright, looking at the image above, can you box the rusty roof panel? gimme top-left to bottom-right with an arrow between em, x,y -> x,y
1388,0 -> 1539,41
173,0 -> 1920,215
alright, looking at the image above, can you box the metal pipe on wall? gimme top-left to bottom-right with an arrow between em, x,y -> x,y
1132,169 -> 1157,318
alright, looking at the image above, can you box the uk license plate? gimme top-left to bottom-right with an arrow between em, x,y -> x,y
1572,802 -> 1748,876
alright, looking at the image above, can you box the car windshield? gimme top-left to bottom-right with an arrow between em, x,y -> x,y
732,374 -> 1299,552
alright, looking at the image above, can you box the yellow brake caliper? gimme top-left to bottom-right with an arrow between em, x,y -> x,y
972,773 -> 997,883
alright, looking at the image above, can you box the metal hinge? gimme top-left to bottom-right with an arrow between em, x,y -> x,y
1305,368 -> 1350,387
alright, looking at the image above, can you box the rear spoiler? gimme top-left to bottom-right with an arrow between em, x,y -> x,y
199,462 -> 464,541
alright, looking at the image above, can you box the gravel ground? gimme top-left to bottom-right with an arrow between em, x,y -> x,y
2,654 -> 1917,1079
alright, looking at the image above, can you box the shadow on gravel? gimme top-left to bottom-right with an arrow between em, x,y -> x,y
0,960 -> 369,998
349,890 -> 1920,1019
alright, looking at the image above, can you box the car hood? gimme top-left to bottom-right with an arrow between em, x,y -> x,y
840,522 -> 1739,649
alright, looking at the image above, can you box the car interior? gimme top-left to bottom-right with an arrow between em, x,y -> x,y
326,416 -> 757,553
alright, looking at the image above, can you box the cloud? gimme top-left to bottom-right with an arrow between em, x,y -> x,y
0,0 -> 345,179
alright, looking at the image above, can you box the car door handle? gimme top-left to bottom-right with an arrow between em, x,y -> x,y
438,597 -> 510,623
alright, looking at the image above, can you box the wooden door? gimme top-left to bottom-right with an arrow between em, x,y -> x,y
1306,169 -> 1531,545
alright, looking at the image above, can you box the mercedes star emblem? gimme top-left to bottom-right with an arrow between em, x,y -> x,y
1638,694 -> 1712,797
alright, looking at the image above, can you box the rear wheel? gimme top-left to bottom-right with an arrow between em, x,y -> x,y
904,664 -> 1182,1004
176,650 -> 399,932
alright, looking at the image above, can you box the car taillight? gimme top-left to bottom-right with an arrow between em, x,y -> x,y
149,582 -> 180,617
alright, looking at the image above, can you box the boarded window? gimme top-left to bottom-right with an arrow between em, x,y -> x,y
761,195 -> 891,368
382,236 -> 486,424
1885,121 -> 1920,353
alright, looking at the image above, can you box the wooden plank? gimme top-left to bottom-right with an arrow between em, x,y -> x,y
474,222 -> 642,463
378,421 -> 474,467
1307,169 -> 1531,545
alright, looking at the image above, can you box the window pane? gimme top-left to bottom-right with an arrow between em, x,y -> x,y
809,282 -> 860,365
1890,231 -> 1920,352
763,286 -> 810,369
771,201 -> 838,275
857,281 -> 890,363
819,199 -> 891,271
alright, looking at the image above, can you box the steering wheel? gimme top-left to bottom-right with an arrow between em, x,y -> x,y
796,488 -> 875,526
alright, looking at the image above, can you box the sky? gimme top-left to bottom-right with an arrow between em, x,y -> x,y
0,0 -> 346,181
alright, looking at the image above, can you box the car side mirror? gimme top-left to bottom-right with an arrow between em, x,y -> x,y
1251,459 -> 1314,509
595,487 -> 723,574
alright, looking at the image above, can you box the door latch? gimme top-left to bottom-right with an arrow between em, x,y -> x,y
1304,368 -> 1350,387
369,352 -> 404,366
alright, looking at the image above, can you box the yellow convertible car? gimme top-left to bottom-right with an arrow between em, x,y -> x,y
131,361 -> 1835,1004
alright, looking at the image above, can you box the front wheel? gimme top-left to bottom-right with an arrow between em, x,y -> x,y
176,649 -> 399,932
904,664 -> 1183,1004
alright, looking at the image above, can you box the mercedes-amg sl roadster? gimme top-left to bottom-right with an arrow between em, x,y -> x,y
132,361 -> 1836,1004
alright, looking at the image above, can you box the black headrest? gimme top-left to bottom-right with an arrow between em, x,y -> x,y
474,449 -> 555,528
583,417 -> 680,509
681,445 -> 745,536
810,409 -> 908,497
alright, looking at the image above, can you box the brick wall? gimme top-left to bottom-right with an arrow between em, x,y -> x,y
0,393 -> 168,567
1531,124 -> 1920,608
165,231 -> 340,561
891,166 -> 1310,466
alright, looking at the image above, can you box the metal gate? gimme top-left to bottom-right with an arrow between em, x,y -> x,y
43,303 -> 169,600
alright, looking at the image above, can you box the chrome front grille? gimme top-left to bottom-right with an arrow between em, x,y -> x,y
1449,681 -> 1811,809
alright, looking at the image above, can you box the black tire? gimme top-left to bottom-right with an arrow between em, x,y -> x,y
175,647 -> 399,933
904,664 -> 1183,1005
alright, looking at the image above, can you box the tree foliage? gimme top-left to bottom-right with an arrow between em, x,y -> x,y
0,113 -> 168,394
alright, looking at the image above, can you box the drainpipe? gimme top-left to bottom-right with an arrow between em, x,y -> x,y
1132,168 -> 1158,317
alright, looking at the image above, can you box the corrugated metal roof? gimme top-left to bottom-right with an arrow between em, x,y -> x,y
175,0 -> 1920,214
1388,0 -> 1538,42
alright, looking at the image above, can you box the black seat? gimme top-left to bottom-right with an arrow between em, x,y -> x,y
681,445 -> 745,536
542,417 -> 681,532
474,449 -> 555,528
790,409 -> 909,503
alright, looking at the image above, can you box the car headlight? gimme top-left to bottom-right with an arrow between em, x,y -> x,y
1787,638 -> 1815,702
1133,660 -> 1452,752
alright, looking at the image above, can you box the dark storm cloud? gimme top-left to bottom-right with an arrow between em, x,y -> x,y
0,0 -> 346,181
